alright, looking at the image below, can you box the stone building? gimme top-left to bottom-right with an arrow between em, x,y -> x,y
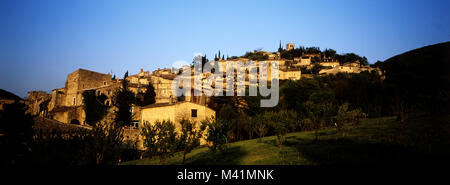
140,101 -> 215,128
27,68 -> 180,126
319,61 -> 340,68
279,68 -> 301,80
295,56 -> 312,67
26,91 -> 51,117
286,43 -> 295,51
139,101 -> 216,146
318,61 -> 381,75
47,68 -> 119,125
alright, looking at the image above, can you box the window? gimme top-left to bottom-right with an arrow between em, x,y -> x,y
191,109 -> 197,118
103,81 -> 107,85
73,97 -> 76,105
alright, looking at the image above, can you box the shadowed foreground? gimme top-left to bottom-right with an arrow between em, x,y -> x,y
122,116 -> 450,165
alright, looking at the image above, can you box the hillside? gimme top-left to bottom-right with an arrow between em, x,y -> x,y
122,116 -> 450,165
374,41 -> 450,115
0,89 -> 23,100
381,41 -> 450,90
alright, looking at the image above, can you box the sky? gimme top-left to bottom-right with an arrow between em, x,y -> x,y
0,0 -> 449,98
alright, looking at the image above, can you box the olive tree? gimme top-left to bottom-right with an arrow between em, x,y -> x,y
336,103 -> 367,137
177,118 -> 205,164
141,120 -> 177,165
254,114 -> 269,141
266,110 -> 297,149
201,117 -> 229,153
305,91 -> 336,141
87,122 -> 124,165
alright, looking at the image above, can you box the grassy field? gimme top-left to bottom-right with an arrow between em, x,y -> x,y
122,116 -> 450,165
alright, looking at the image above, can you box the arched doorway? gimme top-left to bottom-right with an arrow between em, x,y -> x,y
70,119 -> 80,125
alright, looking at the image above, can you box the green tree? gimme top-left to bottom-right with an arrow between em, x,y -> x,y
310,64 -> 325,74
278,40 -> 283,52
242,113 -> 257,140
266,110 -> 297,149
336,103 -> 350,136
305,91 -> 336,141
82,90 -> 108,126
218,104 -> 240,141
87,122 -> 124,165
253,114 -> 268,140
336,103 -> 367,137
280,80 -> 303,110
323,48 -> 337,58
202,117 -> 229,153
177,118 -> 205,164
113,72 -> 135,127
305,47 -> 321,54
141,120 -> 177,165
0,102 -> 34,165
139,82 -> 156,106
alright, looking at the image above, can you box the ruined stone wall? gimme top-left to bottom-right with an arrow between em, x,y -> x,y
26,91 -> 51,116
49,88 -> 65,111
51,106 -> 85,125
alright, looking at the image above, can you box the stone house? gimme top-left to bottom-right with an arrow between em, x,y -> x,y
279,68 -> 301,80
138,101 -> 216,146
140,101 -> 215,129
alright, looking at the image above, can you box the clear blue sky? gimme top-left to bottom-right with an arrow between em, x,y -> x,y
1,0 -> 449,98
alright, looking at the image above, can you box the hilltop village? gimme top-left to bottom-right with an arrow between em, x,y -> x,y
23,43 -> 381,149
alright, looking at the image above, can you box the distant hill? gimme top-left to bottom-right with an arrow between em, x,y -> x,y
380,41 -> 450,91
0,89 -> 23,101
376,41 -> 450,114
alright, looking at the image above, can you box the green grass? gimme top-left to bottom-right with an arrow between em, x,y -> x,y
121,116 -> 450,165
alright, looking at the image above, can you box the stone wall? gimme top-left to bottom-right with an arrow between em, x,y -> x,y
65,69 -> 113,107
26,91 -> 52,116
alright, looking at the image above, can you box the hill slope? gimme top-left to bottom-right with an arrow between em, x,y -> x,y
0,89 -> 23,100
122,116 -> 450,165
374,41 -> 450,115
380,41 -> 450,91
